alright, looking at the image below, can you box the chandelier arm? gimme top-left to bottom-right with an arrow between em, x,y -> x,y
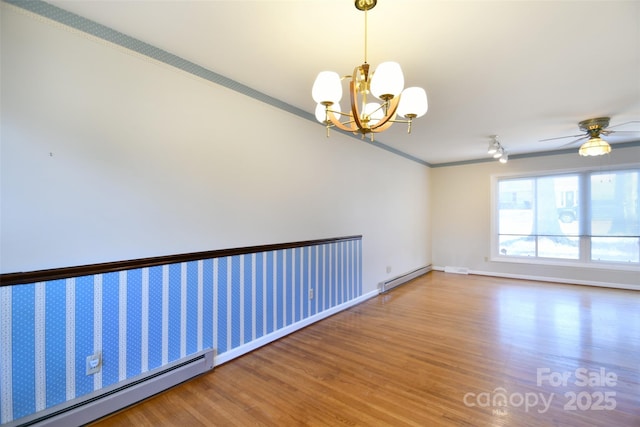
322,117 -> 361,135
326,106 -> 359,127
369,96 -> 401,132
371,119 -> 396,133
326,108 -> 358,132
366,102 -> 386,116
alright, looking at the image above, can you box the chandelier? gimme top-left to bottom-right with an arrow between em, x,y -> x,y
312,0 -> 428,141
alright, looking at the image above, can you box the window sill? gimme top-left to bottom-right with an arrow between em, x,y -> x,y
490,255 -> 640,272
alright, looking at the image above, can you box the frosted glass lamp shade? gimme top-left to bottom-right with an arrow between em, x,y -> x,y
315,103 -> 327,123
315,102 -> 341,123
364,102 -> 384,126
371,62 -> 404,99
579,137 -> 611,156
397,87 -> 428,118
312,71 -> 342,105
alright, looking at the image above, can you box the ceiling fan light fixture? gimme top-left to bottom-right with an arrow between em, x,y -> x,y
578,137 -> 611,156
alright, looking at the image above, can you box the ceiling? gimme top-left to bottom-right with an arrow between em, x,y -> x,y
43,0 -> 640,165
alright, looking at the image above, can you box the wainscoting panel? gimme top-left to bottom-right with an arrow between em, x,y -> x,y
0,237 -> 362,425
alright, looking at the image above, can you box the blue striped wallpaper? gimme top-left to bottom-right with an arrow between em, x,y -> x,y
0,239 -> 362,424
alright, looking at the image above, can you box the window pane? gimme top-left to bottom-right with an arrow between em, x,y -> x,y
538,236 -> 580,259
592,237 -> 640,263
498,179 -> 533,257
498,179 -> 533,234
536,175 -> 580,237
534,175 -> 580,259
590,171 -> 640,237
498,235 -> 535,257
495,168 -> 639,266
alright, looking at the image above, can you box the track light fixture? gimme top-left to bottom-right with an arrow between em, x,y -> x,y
487,135 -> 508,163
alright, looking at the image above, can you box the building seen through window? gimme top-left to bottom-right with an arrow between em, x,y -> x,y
496,169 -> 639,264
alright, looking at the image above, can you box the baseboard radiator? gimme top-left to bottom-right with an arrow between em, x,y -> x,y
444,265 -> 469,275
379,265 -> 432,293
8,349 -> 215,427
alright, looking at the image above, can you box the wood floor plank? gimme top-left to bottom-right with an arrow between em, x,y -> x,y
90,272 -> 640,426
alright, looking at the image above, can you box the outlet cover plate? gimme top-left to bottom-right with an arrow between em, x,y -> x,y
86,353 -> 101,375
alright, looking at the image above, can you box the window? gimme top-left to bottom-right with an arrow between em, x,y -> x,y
494,167 -> 640,267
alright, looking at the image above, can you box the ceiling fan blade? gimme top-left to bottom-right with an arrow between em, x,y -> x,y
607,120 -> 640,129
603,129 -> 640,135
539,133 -> 585,142
558,136 -> 588,148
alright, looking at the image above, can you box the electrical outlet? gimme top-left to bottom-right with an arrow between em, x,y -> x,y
309,288 -> 314,300
86,352 -> 102,375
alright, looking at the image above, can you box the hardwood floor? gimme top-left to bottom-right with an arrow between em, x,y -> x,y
90,272 -> 640,426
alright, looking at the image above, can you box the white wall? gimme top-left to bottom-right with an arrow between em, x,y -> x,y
0,6 -> 431,293
431,147 -> 640,288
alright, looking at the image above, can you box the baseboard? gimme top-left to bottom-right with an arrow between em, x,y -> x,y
214,290 -> 379,366
432,266 -> 639,291
470,269 -> 640,291
443,266 -> 469,274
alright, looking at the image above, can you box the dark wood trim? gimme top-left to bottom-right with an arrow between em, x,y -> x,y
0,235 -> 362,287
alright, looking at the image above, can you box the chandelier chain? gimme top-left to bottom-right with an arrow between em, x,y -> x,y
364,7 -> 368,63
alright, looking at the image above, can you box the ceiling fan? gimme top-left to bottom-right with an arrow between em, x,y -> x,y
540,117 -> 640,156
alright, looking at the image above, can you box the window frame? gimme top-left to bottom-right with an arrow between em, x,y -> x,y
490,164 -> 640,272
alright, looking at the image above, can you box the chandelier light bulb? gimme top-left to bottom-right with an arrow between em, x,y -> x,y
370,61 -> 404,100
364,102 -> 384,126
315,103 -> 325,123
315,102 -> 341,124
499,152 -> 508,163
397,87 -> 428,118
312,71 -> 342,105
